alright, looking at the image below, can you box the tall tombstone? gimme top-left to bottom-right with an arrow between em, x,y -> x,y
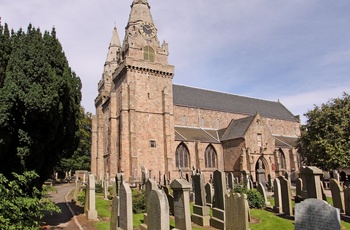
210,170 -> 226,229
146,190 -> 170,230
256,159 -> 267,188
329,179 -> 345,213
225,193 -> 249,230
295,198 -> 340,230
143,179 -> 158,225
273,178 -> 282,213
344,187 -> 350,216
103,179 -> 109,200
119,181 -> 133,230
279,176 -> 293,216
228,172 -> 234,190
170,178 -> 192,230
191,174 -> 210,226
163,186 -> 174,215
257,182 -> 270,206
295,178 -> 303,197
85,174 -> 98,220
205,182 -> 213,207
300,166 -> 323,200
110,194 -> 120,230
267,174 -> 272,192
241,170 -> 250,189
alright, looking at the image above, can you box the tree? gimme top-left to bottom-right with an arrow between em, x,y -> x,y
0,23 -> 11,88
298,93 -> 350,170
57,107 -> 92,173
0,23 -> 82,187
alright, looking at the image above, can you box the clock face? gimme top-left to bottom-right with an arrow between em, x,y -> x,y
140,22 -> 156,38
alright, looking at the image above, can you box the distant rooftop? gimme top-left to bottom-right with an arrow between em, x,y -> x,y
173,84 -> 299,122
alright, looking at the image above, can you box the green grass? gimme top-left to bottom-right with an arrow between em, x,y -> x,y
91,194 -> 350,230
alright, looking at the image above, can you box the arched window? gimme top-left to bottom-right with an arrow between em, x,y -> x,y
144,46 -> 155,62
176,142 -> 190,168
278,149 -> 286,169
205,144 -> 217,168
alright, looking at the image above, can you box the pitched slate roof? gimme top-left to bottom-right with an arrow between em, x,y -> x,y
175,126 -> 220,143
173,84 -> 298,122
274,135 -> 298,148
220,116 -> 255,141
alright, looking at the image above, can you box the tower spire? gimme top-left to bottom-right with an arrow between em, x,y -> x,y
128,0 -> 154,26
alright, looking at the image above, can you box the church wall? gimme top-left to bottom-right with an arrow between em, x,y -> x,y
264,117 -> 300,137
222,139 -> 245,175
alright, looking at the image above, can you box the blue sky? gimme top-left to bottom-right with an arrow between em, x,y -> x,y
1,0 -> 350,123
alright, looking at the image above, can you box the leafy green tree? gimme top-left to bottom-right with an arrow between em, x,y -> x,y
0,23 -> 11,88
57,107 -> 92,173
298,93 -> 350,169
0,23 -> 81,187
0,171 -> 60,229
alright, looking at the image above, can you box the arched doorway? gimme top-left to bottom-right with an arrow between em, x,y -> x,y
255,157 -> 269,188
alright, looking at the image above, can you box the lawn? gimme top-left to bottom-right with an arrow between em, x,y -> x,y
90,192 -> 350,230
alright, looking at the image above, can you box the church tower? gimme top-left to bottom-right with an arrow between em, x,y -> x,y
92,0 -> 175,182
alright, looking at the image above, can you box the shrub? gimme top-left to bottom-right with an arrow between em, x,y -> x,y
77,190 -> 85,205
0,171 -> 60,229
132,189 -> 146,214
246,189 -> 265,209
95,183 -> 103,193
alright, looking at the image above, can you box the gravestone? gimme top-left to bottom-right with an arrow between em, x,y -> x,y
279,176 -> 293,216
267,174 -> 272,191
228,172 -> 234,190
225,193 -> 249,230
210,170 -> 226,229
241,170 -> 250,188
143,179 -> 158,224
344,187 -> 350,216
295,178 -> 303,197
141,189 -> 169,230
333,170 -> 340,182
170,178 -> 192,230
163,186 -> 174,215
320,181 -> 327,201
300,166 -> 323,200
85,174 -> 98,220
205,182 -> 213,207
110,195 -> 120,230
191,174 -> 210,226
295,198 -> 340,230
119,181 -> 133,230
103,179 -> 109,200
256,159 -> 267,188
329,179 -> 345,213
257,182 -> 270,206
273,178 -> 282,213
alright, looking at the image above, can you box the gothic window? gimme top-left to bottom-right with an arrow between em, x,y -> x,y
205,144 -> 217,168
279,150 -> 286,169
144,46 -> 155,62
176,142 -> 190,169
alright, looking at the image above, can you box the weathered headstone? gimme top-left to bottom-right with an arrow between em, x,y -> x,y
119,181 -> 133,230
191,174 -> 210,226
143,179 -> 158,225
225,193 -> 249,230
205,182 -> 213,207
279,176 -> 293,216
295,198 -> 340,230
141,189 -> 169,230
300,166 -> 323,200
163,186 -> 174,215
85,174 -> 98,220
228,172 -> 234,190
110,195 -> 120,230
210,170 -> 226,229
257,182 -> 270,206
295,178 -> 303,197
256,159 -> 267,188
103,179 -> 109,200
273,178 -> 282,213
241,170 -> 250,188
329,179 -> 345,213
267,174 -> 272,191
170,178 -> 192,230
333,170 -> 340,182
344,187 -> 350,216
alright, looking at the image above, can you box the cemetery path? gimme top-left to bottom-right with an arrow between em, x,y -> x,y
42,183 -> 82,230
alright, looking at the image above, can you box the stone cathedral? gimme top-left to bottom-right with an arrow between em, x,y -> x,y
91,0 -> 301,184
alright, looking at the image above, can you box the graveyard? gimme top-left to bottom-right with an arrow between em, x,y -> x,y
66,167 -> 350,230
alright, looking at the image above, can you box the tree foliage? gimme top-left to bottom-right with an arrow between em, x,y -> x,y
0,23 -> 82,187
298,93 -> 350,169
0,171 -> 60,229
57,107 -> 92,173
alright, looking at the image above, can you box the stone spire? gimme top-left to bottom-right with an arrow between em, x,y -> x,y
104,27 -> 121,75
128,0 -> 154,26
